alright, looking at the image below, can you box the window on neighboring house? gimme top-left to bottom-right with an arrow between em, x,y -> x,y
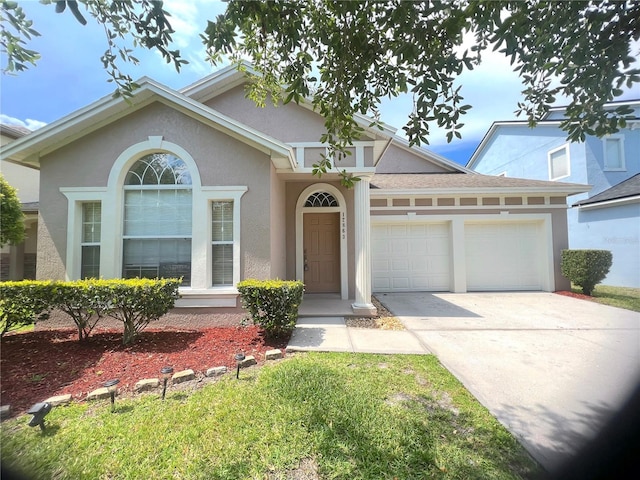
122,153 -> 192,286
603,136 -> 625,171
548,145 -> 570,180
81,202 -> 101,279
212,201 -> 233,286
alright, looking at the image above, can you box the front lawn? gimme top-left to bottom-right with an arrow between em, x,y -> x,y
1,352 -> 540,479
571,284 -> 640,312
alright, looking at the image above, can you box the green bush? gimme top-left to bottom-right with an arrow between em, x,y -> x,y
0,278 -> 181,344
49,279 -> 113,341
561,249 -> 613,296
0,281 -> 52,337
237,279 -> 304,337
102,278 -> 181,345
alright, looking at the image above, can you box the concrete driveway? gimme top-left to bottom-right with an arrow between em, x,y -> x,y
376,292 -> 640,472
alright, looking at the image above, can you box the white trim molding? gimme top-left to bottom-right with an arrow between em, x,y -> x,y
60,187 -> 107,280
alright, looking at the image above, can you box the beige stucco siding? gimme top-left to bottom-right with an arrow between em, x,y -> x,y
36,102 -> 275,281
376,144 -> 452,173
204,85 -> 329,143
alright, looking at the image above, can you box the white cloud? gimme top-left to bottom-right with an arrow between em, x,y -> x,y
0,114 -> 47,131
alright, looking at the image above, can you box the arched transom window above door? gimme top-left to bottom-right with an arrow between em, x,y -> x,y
304,191 -> 339,207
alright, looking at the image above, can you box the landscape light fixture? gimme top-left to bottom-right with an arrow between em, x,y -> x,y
234,353 -> 246,379
27,402 -> 52,432
160,366 -> 174,400
103,379 -> 120,412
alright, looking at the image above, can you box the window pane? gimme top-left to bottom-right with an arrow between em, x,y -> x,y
125,153 -> 192,185
81,246 -> 100,279
550,149 -> 568,179
123,238 -> 191,286
605,139 -> 623,169
212,201 -> 233,242
212,244 -> 233,286
82,203 -> 101,242
124,189 -> 192,236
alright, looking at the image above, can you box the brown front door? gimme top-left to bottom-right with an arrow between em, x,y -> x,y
303,212 -> 340,293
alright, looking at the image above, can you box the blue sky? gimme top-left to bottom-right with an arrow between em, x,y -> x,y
1,1 -> 637,166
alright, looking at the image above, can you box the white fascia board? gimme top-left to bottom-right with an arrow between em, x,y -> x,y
1,77 -> 296,171
370,185 -> 590,197
180,62 -> 255,102
0,89 -> 153,165
575,195 -> 640,210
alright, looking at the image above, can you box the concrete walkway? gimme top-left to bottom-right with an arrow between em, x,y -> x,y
287,316 -> 430,354
287,292 -> 640,473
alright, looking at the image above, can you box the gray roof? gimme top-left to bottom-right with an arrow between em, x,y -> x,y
20,202 -> 39,212
370,173 -> 587,193
0,124 -> 31,138
573,174 -> 640,206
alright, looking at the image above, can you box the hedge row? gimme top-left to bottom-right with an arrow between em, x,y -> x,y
0,278 -> 181,344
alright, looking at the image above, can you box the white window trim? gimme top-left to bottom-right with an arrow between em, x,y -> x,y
548,144 -> 571,181
603,135 -> 626,171
63,138 -> 248,306
196,187 -> 247,290
60,188 -> 107,280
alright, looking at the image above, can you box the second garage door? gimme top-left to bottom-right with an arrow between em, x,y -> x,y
372,222 -> 451,292
465,221 -> 544,291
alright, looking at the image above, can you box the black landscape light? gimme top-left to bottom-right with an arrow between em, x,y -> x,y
234,352 -> 246,379
27,402 -> 52,431
161,366 -> 174,400
104,379 -> 120,412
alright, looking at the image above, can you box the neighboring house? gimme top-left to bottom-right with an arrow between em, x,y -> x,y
467,100 -> 640,288
0,124 -> 39,281
0,64 -> 587,320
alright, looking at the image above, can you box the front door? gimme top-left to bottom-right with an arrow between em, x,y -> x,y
303,212 -> 340,293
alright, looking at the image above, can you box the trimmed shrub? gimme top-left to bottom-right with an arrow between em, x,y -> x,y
0,281 -> 52,338
102,278 -> 181,345
50,279 -> 111,341
561,249 -> 613,296
1,278 -> 180,344
237,279 -> 304,337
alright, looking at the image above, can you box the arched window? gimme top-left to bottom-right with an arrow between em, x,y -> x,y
304,191 -> 338,207
122,153 -> 192,285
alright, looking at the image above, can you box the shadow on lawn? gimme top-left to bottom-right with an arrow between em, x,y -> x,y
246,358 -> 538,479
0,329 -> 204,415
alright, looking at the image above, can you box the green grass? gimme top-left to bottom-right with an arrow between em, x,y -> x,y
1,353 -> 540,479
572,284 -> 640,312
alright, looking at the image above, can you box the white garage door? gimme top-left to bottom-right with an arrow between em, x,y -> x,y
372,222 -> 451,292
465,221 -> 544,291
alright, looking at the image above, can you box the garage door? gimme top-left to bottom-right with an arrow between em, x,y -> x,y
372,222 -> 451,292
465,221 -> 544,291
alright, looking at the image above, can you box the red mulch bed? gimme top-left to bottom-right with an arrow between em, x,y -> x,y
1,326 -> 288,416
554,290 -> 596,301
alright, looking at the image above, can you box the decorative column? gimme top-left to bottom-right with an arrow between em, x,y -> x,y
352,176 -> 376,316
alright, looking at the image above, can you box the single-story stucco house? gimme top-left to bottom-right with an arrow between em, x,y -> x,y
0,64 -> 588,320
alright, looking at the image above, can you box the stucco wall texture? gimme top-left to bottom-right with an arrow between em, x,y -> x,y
36,102 -> 275,283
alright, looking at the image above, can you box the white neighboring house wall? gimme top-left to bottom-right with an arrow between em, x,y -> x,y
1,125 -> 40,280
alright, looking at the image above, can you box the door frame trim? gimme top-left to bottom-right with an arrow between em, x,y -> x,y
296,184 -> 348,299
